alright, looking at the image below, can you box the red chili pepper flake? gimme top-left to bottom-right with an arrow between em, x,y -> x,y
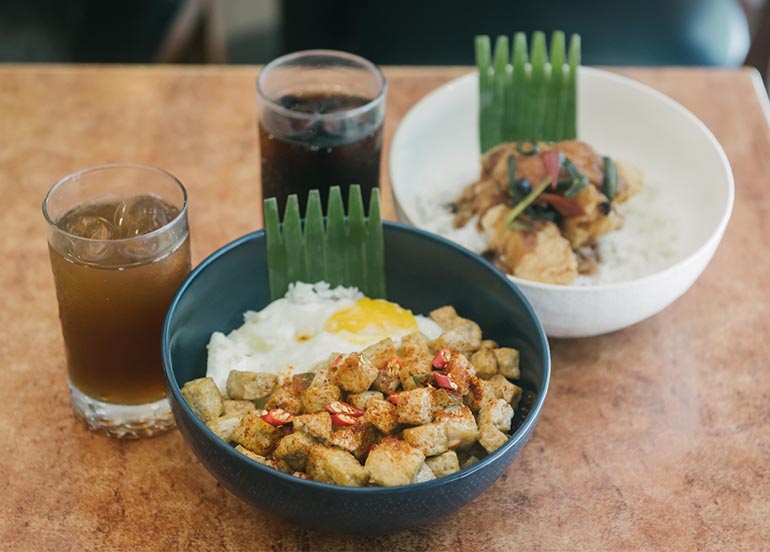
432,348 -> 452,369
325,400 -> 363,417
330,354 -> 345,369
542,150 -> 563,190
434,372 -> 459,391
537,193 -> 585,216
260,408 -> 294,427
387,393 -> 400,405
331,412 -> 360,426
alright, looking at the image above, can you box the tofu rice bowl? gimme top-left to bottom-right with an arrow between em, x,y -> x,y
180,281 -> 533,487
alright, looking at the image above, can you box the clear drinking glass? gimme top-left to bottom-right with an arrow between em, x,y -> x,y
43,164 -> 191,438
257,49 -> 386,214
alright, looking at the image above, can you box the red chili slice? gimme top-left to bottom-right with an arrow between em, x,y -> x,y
260,408 -> 294,427
434,372 -> 459,391
542,150 -> 562,190
432,348 -> 452,369
387,393 -> 400,405
537,193 -> 585,216
325,400 -> 363,417
331,412 -> 360,426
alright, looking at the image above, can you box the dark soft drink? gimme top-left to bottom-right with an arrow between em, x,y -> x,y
259,93 -> 383,213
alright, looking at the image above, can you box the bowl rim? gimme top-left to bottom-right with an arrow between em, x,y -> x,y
389,67 -> 735,293
162,221 -> 551,494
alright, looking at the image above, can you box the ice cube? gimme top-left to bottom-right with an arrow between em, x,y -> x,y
113,195 -> 178,239
61,214 -> 116,241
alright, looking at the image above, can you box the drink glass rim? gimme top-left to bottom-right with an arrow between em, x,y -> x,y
42,163 -> 189,245
257,49 -> 387,121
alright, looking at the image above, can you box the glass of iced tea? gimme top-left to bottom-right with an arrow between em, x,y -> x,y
257,50 -> 386,214
43,164 -> 191,438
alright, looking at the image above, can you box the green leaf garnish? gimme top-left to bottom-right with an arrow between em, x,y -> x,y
265,186 -> 386,300
602,156 -> 617,200
505,178 -> 552,227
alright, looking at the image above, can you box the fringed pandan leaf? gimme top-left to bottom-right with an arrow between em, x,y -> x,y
492,35 -> 509,150
264,186 -> 386,300
565,34 -> 581,140
544,31 -> 566,142
528,31 -> 548,141
325,187 -> 347,288
475,31 -> 580,151
365,189 -> 385,298
264,197 -> 287,301
346,185 -> 366,291
510,32 -> 529,141
476,36 -> 495,153
304,190 -> 326,281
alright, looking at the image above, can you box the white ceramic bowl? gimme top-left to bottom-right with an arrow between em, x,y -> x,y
390,68 -> 734,337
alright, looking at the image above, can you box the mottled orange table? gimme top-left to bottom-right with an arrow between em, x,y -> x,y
1,65 -> 769,551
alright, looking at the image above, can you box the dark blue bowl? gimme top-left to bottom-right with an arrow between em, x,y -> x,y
162,222 -> 550,535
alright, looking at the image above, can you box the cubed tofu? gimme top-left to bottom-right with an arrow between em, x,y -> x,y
206,415 -> 242,442
362,338 -> 397,370
445,353 -> 475,395
347,390 -> 384,411
430,387 -> 463,414
478,423 -> 508,453
328,422 -> 377,459
235,444 -> 268,463
364,399 -> 399,434
430,322 -> 482,354
331,353 -> 378,393
223,399 -> 256,417
478,399 -> 514,432
290,373 -> 316,394
489,374 -> 522,406
226,371 -> 277,401
365,438 -> 425,487
302,384 -> 341,413
426,450 -> 461,478
412,462 -> 436,483
480,339 -> 499,349
310,364 -> 334,387
274,430 -> 316,472
232,411 -> 281,455
266,384 -> 304,415
396,387 -> 433,425
181,377 -> 224,422
465,376 -> 495,412
460,454 -> 481,469
493,348 -> 520,380
402,422 -> 449,457
292,411 -> 332,442
398,333 -> 433,391
372,356 -> 401,395
429,306 -> 464,331
470,347 -> 498,379
434,406 -> 479,449
306,445 -> 369,487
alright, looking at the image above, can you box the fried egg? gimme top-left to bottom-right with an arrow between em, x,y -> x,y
206,282 -> 442,393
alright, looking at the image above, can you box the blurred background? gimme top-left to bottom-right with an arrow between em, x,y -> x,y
2,0 -> 770,85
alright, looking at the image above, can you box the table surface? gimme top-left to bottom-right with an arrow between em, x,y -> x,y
1,64 -> 769,551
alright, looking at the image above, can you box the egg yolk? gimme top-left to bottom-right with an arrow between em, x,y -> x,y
324,298 -> 419,344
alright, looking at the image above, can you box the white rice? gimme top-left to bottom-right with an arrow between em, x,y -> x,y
284,281 -> 363,303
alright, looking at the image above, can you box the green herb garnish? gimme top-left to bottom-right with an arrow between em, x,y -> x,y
505,178 -> 552,227
602,156 -> 617,200
264,186 -> 385,301
476,31 -> 580,152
